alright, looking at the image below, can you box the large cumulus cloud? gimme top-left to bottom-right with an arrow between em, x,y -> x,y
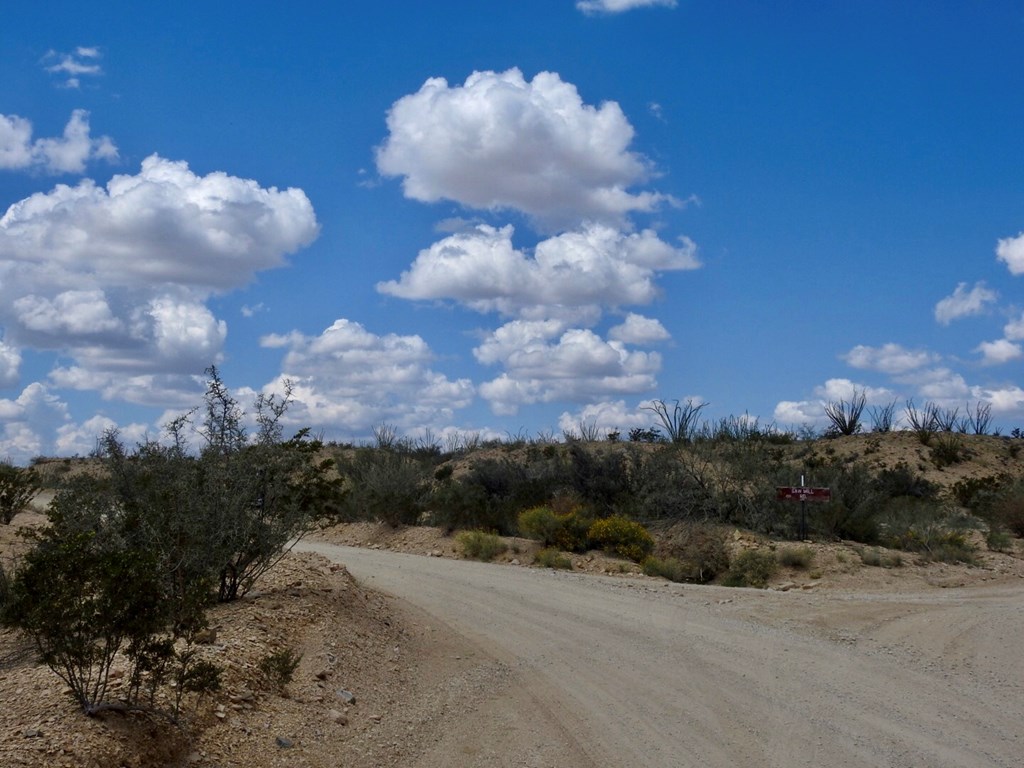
377,222 -> 697,320
376,69 -> 676,231
0,154 -> 319,397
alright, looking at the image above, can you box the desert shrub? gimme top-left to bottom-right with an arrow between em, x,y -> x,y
950,474 -> 1006,510
622,446 -> 716,521
721,549 -> 777,588
430,454 -> 569,535
1,367 -> 335,720
931,432 -> 966,468
1,509 -> 218,718
259,647 -> 302,692
986,526 -> 1014,552
656,523 -> 730,583
777,546 -> 815,569
339,448 -> 429,527
880,498 -> 977,563
517,506 -> 561,544
518,503 -> 595,552
587,516 -> 654,562
534,548 -> 572,569
642,555 -> 687,582
984,480 -> 1024,537
874,463 -> 937,500
567,443 -> 632,513
859,547 -> 902,568
823,389 -> 866,436
457,531 -> 508,561
0,461 -> 40,525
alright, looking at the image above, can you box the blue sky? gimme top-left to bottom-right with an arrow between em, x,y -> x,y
2,1 -> 1024,462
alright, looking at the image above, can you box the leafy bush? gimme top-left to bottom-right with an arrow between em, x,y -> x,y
587,516 -> 654,562
0,367 -> 331,720
430,455 -> 569,535
0,461 -> 40,524
259,647 -> 302,692
516,505 -> 598,552
534,548 -> 572,569
517,506 -> 561,544
1,513 -> 216,717
456,531 -> 508,561
777,546 -> 814,569
721,549 -> 777,588
642,555 -> 687,582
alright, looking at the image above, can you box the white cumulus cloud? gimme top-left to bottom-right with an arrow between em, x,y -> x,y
975,339 -> 1023,366
377,223 -> 697,319
608,313 -> 670,344
0,155 -> 318,401
0,383 -> 71,464
475,320 -> 660,415
0,339 -> 20,386
934,282 -> 997,325
842,343 -> 938,374
260,319 -> 475,435
0,110 -> 117,174
376,68 -> 676,230
996,232 -> 1024,276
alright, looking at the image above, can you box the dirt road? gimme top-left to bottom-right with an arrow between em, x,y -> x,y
296,541 -> 1023,767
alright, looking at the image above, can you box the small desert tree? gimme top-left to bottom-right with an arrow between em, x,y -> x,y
0,460 -> 40,524
1,367 -> 337,717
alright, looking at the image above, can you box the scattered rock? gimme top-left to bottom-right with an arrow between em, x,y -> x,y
336,689 -> 356,705
275,737 -> 294,749
327,708 -> 348,725
776,582 -> 797,592
22,728 -> 42,738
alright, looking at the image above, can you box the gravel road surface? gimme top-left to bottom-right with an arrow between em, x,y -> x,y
296,541 -> 1023,768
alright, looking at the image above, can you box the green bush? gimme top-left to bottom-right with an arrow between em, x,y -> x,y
534,548 -> 572,569
721,549 -> 777,588
987,482 -> 1024,537
517,506 -> 561,544
986,526 -> 1014,553
339,448 -> 429,527
259,647 -> 302,692
587,516 -> 654,562
456,531 -> 508,561
777,546 -> 814,569
0,461 -> 40,525
516,502 -> 594,552
642,555 -> 687,582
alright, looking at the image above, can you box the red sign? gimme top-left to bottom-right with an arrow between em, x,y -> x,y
776,487 -> 831,502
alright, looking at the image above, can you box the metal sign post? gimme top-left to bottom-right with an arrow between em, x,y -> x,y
776,476 -> 831,540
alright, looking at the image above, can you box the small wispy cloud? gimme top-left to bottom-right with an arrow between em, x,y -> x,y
43,46 -> 103,89
577,0 -> 677,14
934,281 -> 997,326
